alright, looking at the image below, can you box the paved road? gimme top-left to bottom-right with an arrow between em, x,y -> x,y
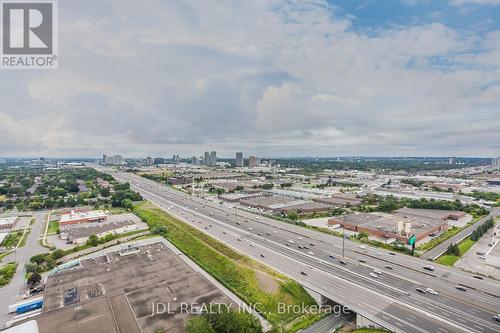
299,312 -> 353,333
0,211 -> 47,326
421,208 -> 500,260
96,166 -> 500,333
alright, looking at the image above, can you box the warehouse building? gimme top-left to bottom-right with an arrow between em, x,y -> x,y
10,242 -> 235,333
328,210 -> 451,243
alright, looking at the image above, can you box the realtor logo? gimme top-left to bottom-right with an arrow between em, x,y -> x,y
1,0 -> 58,69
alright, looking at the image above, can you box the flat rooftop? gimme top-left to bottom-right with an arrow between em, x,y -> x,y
36,242 -> 234,333
60,210 -> 106,223
62,220 -> 146,239
334,212 -> 447,237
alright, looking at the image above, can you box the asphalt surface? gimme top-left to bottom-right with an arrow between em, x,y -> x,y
96,166 -> 500,333
0,211 -> 47,326
421,207 -> 500,260
299,312 -> 354,333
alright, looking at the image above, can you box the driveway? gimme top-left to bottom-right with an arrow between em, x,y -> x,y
0,211 -> 48,326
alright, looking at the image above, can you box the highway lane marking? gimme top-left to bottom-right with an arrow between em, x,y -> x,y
109,170 -> 491,333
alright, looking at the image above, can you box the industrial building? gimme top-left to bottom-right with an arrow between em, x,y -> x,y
8,242 -> 234,333
328,209 -> 458,243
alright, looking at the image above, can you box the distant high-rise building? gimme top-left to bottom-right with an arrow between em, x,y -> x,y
448,157 -> 455,165
493,157 -> 500,169
210,151 -> 217,167
204,152 -> 210,166
102,154 -> 107,163
145,156 -> 153,166
235,152 -> 243,167
248,156 -> 258,167
191,156 -> 200,165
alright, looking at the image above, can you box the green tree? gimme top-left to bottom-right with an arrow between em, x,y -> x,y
87,234 -> 99,246
27,272 -> 41,286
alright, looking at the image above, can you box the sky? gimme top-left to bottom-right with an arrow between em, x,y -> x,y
1,0 -> 499,158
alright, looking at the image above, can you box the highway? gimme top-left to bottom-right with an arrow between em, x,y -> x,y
96,166 -> 500,333
421,208 -> 500,260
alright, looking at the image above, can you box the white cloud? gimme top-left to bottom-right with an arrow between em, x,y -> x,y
0,0 -> 499,157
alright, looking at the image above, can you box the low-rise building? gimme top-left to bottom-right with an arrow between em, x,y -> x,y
0,216 -> 18,230
59,210 -> 107,227
60,220 -> 148,244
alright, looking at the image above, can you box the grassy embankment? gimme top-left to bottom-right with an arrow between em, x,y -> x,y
0,262 -> 18,287
134,201 -> 322,332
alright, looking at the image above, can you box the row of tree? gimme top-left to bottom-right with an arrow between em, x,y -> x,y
470,218 -> 495,241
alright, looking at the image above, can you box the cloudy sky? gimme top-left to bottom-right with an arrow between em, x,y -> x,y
1,0 -> 500,158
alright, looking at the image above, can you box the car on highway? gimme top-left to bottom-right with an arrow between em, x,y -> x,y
358,259 -> 366,263
285,243 -> 290,246
329,255 -> 336,259
250,244 -> 255,247
260,254 -> 265,258
359,245 -> 366,249
248,227 -> 252,230
288,240 -> 294,244
256,217 -> 260,220
339,260 -> 346,265
222,231 -> 227,234
300,271 -> 308,276
472,275 -> 483,280
493,315 -> 500,323
369,272 -> 378,278
455,286 -> 467,292
266,232 -> 271,236
237,238 -> 242,241
309,243 -> 315,246
258,233 -> 262,236
298,245 -> 304,249
385,266 -> 393,270
373,270 -> 382,275
426,288 -> 437,295
423,265 -> 435,271
236,222 -> 241,225
307,251 -> 314,255
388,252 -> 396,256
204,226 -> 209,229
209,213 -> 213,216
415,288 -> 426,294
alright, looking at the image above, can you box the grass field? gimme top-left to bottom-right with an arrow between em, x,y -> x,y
134,201 -> 321,332
436,238 -> 477,266
0,262 -> 18,287
1,230 -> 24,248
47,220 -> 59,234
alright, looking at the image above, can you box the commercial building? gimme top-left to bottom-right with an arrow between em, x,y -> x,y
59,210 -> 107,227
236,152 -> 243,167
328,208 -> 458,243
23,241 -> 235,333
60,220 -> 148,244
0,216 -> 18,230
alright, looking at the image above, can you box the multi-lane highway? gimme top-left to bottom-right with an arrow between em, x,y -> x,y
96,166 -> 500,333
